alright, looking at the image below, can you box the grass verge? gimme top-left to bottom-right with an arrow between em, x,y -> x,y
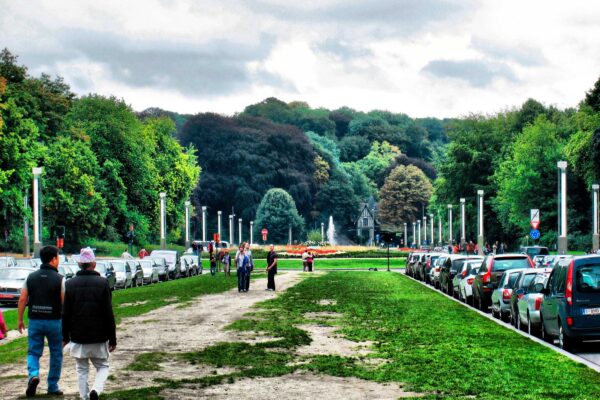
123,271 -> 600,399
202,257 -> 406,270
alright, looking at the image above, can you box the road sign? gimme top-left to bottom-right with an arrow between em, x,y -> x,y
213,233 -> 220,242
261,228 -> 268,241
530,229 -> 540,240
530,209 -> 540,229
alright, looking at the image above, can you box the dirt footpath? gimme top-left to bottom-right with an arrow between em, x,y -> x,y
0,272 -> 304,399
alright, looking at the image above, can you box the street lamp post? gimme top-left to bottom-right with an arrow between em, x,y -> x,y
229,215 -> 233,244
185,201 -> 191,248
593,184 -> 599,252
438,214 -> 442,246
159,192 -> 166,249
404,222 -> 407,248
217,211 -> 222,242
417,220 -> 421,248
423,216 -> 427,245
557,161 -> 568,254
412,222 -> 416,247
447,204 -> 453,246
460,198 -> 466,248
250,221 -> 254,245
23,195 -> 29,257
477,190 -> 484,256
429,214 -> 434,246
201,206 -> 207,242
321,222 -> 325,242
238,218 -> 242,245
288,225 -> 292,245
32,167 -> 43,257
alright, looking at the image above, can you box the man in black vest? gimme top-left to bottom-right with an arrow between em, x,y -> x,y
62,247 -> 116,400
17,245 -> 64,397
266,244 -> 278,291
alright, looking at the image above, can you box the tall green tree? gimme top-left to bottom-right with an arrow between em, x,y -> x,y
379,165 -> 433,230
255,188 -> 305,243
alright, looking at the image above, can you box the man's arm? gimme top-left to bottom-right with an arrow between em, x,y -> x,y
17,288 -> 28,334
105,285 -> 117,351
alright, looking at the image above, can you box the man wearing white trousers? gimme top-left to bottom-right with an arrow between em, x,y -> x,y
62,247 -> 117,400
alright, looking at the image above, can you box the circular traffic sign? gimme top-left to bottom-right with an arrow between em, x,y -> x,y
530,229 -> 540,240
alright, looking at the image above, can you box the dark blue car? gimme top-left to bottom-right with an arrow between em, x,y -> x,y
540,255 -> 600,350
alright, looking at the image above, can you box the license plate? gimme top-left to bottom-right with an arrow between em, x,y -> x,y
0,294 -> 15,299
583,307 -> 600,315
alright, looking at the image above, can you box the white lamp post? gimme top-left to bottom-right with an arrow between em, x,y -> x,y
412,222 -> 416,247
429,214 -> 434,245
250,221 -> 254,245
557,161 -> 568,254
423,216 -> 427,245
438,214 -> 442,246
593,184 -> 599,252
229,215 -> 233,244
238,218 -> 242,245
404,222 -> 407,248
32,167 -> 43,257
447,204 -> 453,246
217,211 -> 222,242
477,190 -> 484,255
159,192 -> 166,249
460,198 -> 466,247
185,201 -> 191,248
417,220 -> 421,248
321,222 -> 325,242
201,206 -> 207,242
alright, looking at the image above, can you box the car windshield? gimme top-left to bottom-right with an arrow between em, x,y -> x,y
139,261 -> 153,268
0,268 -> 31,280
576,264 -> 600,293
111,262 -> 126,272
152,252 -> 176,263
0,258 -> 13,267
451,259 -> 467,271
494,258 -> 530,272
506,272 -> 520,288
95,264 -> 107,274
16,259 -> 32,267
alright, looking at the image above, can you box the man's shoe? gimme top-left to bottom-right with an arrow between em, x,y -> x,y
26,376 -> 39,397
47,389 -> 63,396
89,390 -> 99,400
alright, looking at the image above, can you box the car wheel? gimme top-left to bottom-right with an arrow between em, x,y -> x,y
540,317 -> 552,343
558,323 -> 576,351
527,312 -> 537,337
491,304 -> 498,319
516,312 -> 522,331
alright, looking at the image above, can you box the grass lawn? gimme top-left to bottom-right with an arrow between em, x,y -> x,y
0,273 -> 245,365
202,257 -> 406,270
124,271 -> 600,400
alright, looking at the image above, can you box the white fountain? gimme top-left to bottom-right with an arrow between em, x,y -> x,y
327,216 -> 336,245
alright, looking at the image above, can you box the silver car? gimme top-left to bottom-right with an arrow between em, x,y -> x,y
110,261 -> 133,289
16,259 -> 37,268
181,255 -> 201,276
0,267 -> 35,304
458,261 -> 482,304
139,259 -> 159,284
452,257 -> 484,298
515,269 -> 552,335
147,256 -> 169,281
0,256 -> 17,268
491,269 -> 529,321
150,250 -> 180,279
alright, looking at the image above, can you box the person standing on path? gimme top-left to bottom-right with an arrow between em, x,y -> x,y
306,251 -> 314,272
244,243 -> 254,292
137,248 -> 148,259
301,249 -> 309,272
62,247 -> 116,400
223,251 -> 231,277
266,244 -> 278,291
235,244 -> 247,292
17,245 -> 65,397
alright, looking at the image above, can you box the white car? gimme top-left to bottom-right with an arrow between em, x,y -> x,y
514,268 -> 553,333
150,250 -> 180,279
458,261 -> 483,304
110,260 -> 133,289
138,259 -> 159,284
181,255 -> 201,276
15,258 -> 37,268
0,256 -> 17,268
431,255 -> 448,289
490,268 -> 530,321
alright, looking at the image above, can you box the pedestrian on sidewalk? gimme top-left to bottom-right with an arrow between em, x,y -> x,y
17,245 -> 65,397
244,243 -> 254,292
235,244 -> 247,292
137,248 -> 148,259
0,308 -> 7,340
62,247 -> 117,400
223,251 -> 231,277
210,254 -> 217,277
301,249 -> 309,272
266,244 -> 278,291
306,251 -> 314,272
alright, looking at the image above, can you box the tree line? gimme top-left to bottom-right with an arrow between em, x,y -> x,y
0,49 -> 200,251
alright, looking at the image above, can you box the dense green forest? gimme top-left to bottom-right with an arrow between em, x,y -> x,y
2,47 -> 600,250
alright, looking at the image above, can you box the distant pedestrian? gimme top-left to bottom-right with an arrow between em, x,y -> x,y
210,254 -> 217,277
493,242 -> 498,254
223,251 -> 231,277
266,244 -> 278,291
137,248 -> 148,259
306,251 -> 314,272
301,249 -> 309,272
17,245 -> 64,397
120,249 -> 132,259
192,241 -> 198,255
0,309 -> 7,340
235,244 -> 247,292
63,247 -> 116,400
244,243 -> 254,291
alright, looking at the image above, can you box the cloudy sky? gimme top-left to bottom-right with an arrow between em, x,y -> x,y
1,0 -> 599,118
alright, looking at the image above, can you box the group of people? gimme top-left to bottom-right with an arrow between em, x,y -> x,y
447,240 -> 507,255
301,249 -> 315,272
14,245 -> 116,399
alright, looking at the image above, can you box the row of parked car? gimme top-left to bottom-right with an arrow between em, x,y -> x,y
0,250 -> 202,305
406,250 -> 600,351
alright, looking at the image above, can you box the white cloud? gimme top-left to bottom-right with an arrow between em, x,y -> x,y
1,0 -> 599,117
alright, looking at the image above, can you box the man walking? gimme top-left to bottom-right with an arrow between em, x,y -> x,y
266,244 -> 278,291
17,245 -> 64,397
244,242 -> 254,292
62,248 -> 117,400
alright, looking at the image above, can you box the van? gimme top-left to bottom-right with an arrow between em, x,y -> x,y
540,255 -> 600,350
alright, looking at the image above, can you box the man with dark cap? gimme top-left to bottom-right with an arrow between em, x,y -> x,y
17,245 -> 65,397
62,247 -> 116,400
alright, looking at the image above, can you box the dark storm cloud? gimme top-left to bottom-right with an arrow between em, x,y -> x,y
421,59 -> 518,87
18,29 -> 288,96
471,38 -> 546,66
